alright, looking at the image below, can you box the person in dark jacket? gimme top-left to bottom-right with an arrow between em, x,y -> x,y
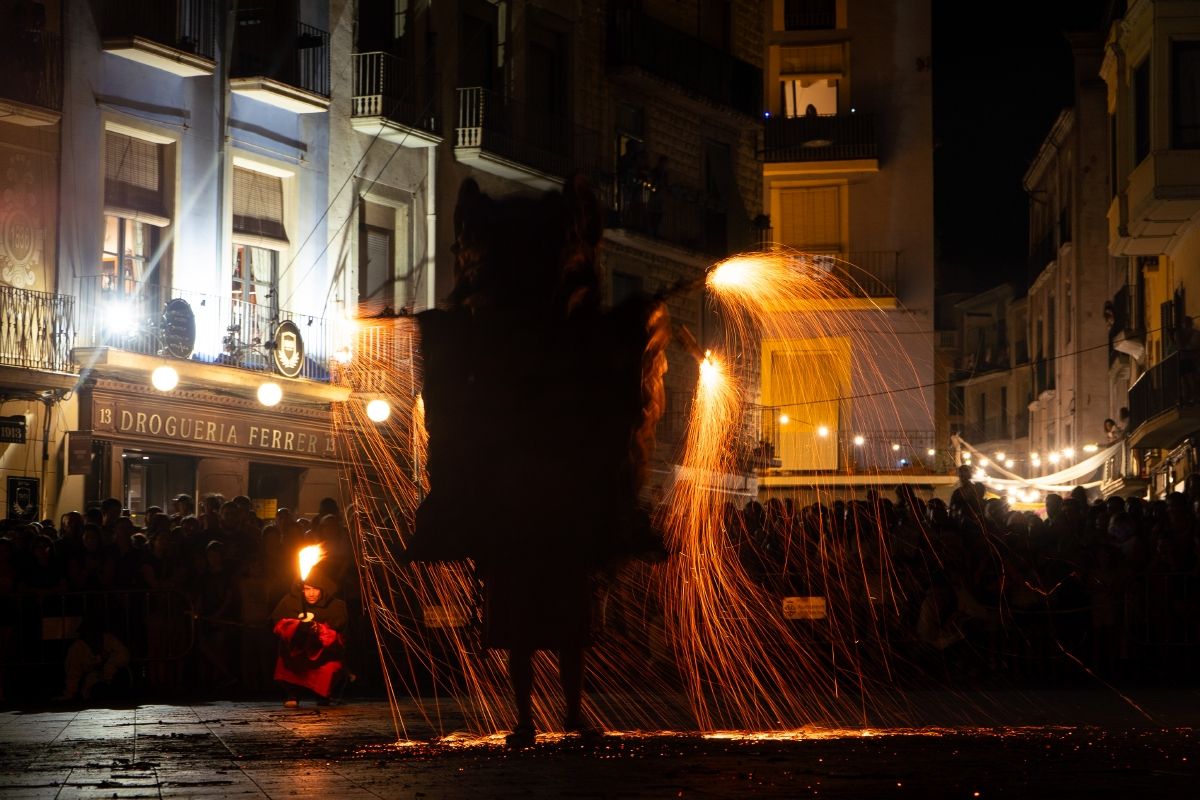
270,565 -> 348,707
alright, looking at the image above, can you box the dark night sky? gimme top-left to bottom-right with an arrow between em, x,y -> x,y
932,0 -> 1112,296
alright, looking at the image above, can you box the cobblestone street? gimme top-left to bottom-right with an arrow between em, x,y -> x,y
1,690 -> 1196,798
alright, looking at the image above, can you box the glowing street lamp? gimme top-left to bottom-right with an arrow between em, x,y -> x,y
366,399 -> 391,422
151,365 -> 179,392
258,382 -> 283,407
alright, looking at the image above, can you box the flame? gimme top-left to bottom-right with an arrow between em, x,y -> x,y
299,544 -> 324,582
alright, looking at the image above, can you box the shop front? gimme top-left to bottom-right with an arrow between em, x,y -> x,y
78,380 -> 341,521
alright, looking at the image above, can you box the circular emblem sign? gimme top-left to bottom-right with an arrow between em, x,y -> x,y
272,319 -> 305,378
160,298 -> 196,359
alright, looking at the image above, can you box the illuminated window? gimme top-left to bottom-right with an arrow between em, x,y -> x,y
100,129 -> 169,299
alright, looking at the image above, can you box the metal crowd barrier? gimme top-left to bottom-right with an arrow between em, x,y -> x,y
2,589 -> 196,665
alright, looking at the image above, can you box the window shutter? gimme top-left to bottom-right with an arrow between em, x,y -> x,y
363,227 -> 392,299
104,131 -> 164,216
233,167 -> 287,242
779,186 -> 839,251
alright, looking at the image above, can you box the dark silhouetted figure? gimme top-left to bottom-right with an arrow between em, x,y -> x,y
409,175 -> 669,746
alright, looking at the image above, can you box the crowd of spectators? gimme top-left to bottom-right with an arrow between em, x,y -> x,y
725,467 -> 1200,685
3,469 -> 1199,705
0,494 -> 362,704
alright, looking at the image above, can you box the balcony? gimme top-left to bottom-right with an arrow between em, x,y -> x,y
454,87 -> 598,190
1108,282 -> 1145,363
763,115 -> 878,169
1128,352 -> 1200,449
230,21 -> 330,114
963,415 -> 1027,445
1100,438 -> 1148,499
351,52 -> 441,148
751,406 -> 936,474
101,0 -> 216,78
0,29 -> 61,125
608,8 -> 762,119
1034,357 -> 1055,396
596,171 -> 745,257
0,285 -> 75,374
73,276 -> 336,385
783,0 -> 837,30
757,238 -> 899,299
1112,149 -> 1200,255
1029,229 -> 1056,273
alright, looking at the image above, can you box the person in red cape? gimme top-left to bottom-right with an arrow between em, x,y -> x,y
270,566 -> 348,707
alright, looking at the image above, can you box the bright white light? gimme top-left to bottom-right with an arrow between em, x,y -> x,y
853,435 -> 864,446
257,382 -> 282,407
1030,452 -> 1039,460
891,443 -> 901,451
779,413 -> 791,425
1063,447 -> 1075,459
1032,457 -> 1042,467
927,448 -> 936,457
995,452 -> 1006,461
1048,452 -> 1061,465
366,399 -> 391,422
106,302 -> 140,337
334,346 -> 352,364
979,457 -> 989,466
151,365 -> 179,392
1083,443 -> 1099,453
816,424 -> 829,437
963,451 -> 972,460
1005,459 -> 1014,469
973,469 -> 987,480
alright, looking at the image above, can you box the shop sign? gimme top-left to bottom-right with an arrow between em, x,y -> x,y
272,320 -> 305,378
91,394 -> 336,460
0,415 -> 26,443
67,432 -> 93,476
6,476 -> 39,521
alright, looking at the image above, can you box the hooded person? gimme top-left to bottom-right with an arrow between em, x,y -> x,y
270,565 -> 348,706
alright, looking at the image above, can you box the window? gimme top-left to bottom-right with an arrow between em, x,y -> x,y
950,386 -> 965,417
1172,41 -> 1200,149
612,271 -> 642,305
459,2 -> 502,92
782,79 -> 838,117
779,186 -> 840,251
101,129 -> 170,299
231,244 -> 277,311
359,199 -> 408,316
1065,282 -> 1072,344
1134,58 -> 1150,164
231,164 -> 288,327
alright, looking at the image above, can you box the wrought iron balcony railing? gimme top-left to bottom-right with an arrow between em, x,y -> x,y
232,20 -> 330,98
755,238 -> 899,298
751,405 -> 936,473
0,28 -> 62,111
763,114 -> 877,162
784,0 -> 837,30
352,51 -> 438,134
101,0 -> 217,60
608,8 -> 763,118
1128,351 -> 1181,433
592,170 -> 735,257
76,276 -> 333,382
0,285 -> 75,373
455,87 -> 599,180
